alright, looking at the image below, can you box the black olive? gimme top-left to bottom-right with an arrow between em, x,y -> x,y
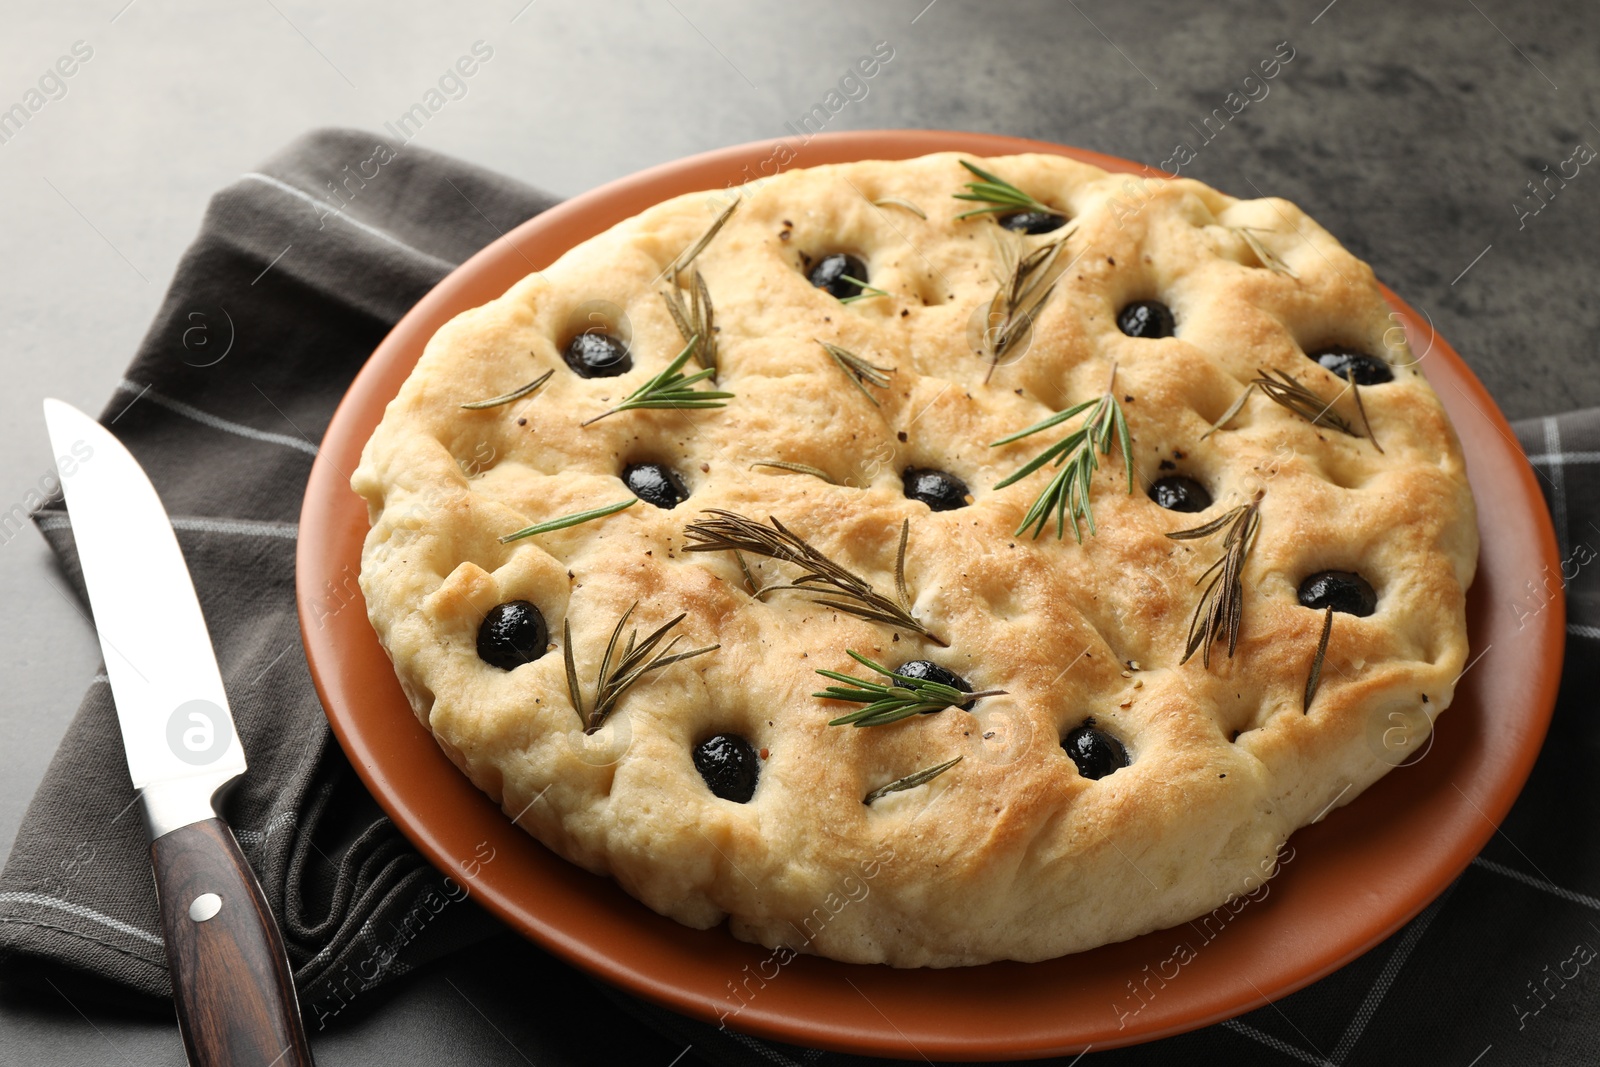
692,733 -> 759,803
894,660 -> 976,711
622,462 -> 688,509
1117,300 -> 1176,339
902,467 -> 972,511
563,332 -> 632,378
1298,571 -> 1378,617
1149,475 -> 1212,513
1062,721 -> 1129,780
476,601 -> 549,671
1307,347 -> 1393,385
999,210 -> 1067,234
807,253 -> 868,300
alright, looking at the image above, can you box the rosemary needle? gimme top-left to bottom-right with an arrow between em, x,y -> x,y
838,276 -> 891,305
1303,605 -> 1334,714
662,198 -> 739,282
1230,226 -> 1298,278
873,197 -> 927,219
499,499 -> 636,544
461,368 -> 553,410
1345,367 -> 1384,454
749,460 -> 836,483
863,756 -> 963,805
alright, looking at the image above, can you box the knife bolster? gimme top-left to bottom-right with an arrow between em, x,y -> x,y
141,770 -> 237,839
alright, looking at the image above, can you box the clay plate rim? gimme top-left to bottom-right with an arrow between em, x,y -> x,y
296,130 -> 1563,1060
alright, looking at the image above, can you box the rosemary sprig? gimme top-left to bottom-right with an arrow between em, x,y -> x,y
1303,605 -> 1334,714
953,160 -> 1065,221
461,368 -> 552,410
976,233 -> 1069,382
873,197 -> 926,219
581,335 -> 734,426
1255,369 -> 1358,435
661,271 -> 720,379
1229,226 -> 1298,278
838,276 -> 891,305
991,365 -> 1133,541
816,650 -> 1003,727
750,460 -> 836,483
863,755 -> 963,805
1205,369 -> 1363,440
499,499 -> 636,544
682,509 -> 946,646
648,197 -> 738,375
662,198 -> 739,282
564,603 -> 719,733
1167,490 -> 1264,667
1202,381 -> 1252,439
818,341 -> 894,406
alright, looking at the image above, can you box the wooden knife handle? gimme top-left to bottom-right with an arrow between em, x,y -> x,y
151,817 -> 315,1066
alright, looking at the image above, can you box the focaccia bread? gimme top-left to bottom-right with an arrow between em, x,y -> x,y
351,152 -> 1478,966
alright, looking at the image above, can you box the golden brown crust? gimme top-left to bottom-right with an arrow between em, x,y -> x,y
352,153 -> 1478,966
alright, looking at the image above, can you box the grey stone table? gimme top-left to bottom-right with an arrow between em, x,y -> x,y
1,1 -> 1593,1063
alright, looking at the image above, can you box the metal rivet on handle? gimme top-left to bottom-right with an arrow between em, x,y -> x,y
188,893 -> 222,922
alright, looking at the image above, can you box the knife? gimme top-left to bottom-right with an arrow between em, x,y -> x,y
42,399 -> 315,1067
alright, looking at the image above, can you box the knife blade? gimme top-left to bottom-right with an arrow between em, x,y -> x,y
42,398 -> 314,1067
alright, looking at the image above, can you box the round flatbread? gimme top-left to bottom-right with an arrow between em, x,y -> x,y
352,152 -> 1477,966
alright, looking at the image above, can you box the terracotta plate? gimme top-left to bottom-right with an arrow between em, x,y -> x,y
296,131 -> 1564,1059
